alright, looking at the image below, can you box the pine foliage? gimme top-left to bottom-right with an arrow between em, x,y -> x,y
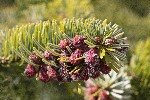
0,18 -> 129,83
130,39 -> 150,100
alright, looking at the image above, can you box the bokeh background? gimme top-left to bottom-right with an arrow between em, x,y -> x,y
0,0 -> 150,100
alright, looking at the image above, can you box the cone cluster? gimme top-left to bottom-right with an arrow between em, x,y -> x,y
24,35 -> 126,83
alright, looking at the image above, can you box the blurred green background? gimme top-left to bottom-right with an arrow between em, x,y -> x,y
0,0 -> 150,100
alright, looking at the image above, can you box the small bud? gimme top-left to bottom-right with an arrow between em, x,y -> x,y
59,39 -> 70,50
105,38 -> 115,44
39,67 -> 49,82
69,49 -> 82,65
84,48 -> 99,65
24,64 -> 38,78
73,35 -> 86,47
94,36 -> 102,44
44,50 -> 54,60
47,66 -> 57,80
29,52 -> 43,64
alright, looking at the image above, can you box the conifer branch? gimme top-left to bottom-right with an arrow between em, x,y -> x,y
0,18 -> 129,83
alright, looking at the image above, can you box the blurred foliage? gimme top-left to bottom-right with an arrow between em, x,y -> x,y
0,64 -> 82,100
130,39 -> 150,100
0,0 -> 15,7
117,0 -> 150,17
91,0 -> 150,49
0,0 -> 93,29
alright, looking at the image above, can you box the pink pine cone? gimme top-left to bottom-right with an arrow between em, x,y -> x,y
84,48 -> 99,64
44,50 -> 54,60
59,39 -> 70,50
24,64 -> 38,78
59,53 -> 70,65
29,52 -> 43,64
39,67 -> 49,82
47,66 -> 57,80
59,66 -> 72,82
72,66 -> 89,81
69,49 -> 82,65
73,35 -> 86,47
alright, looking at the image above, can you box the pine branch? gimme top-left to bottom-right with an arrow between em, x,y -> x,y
0,18 -> 129,83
